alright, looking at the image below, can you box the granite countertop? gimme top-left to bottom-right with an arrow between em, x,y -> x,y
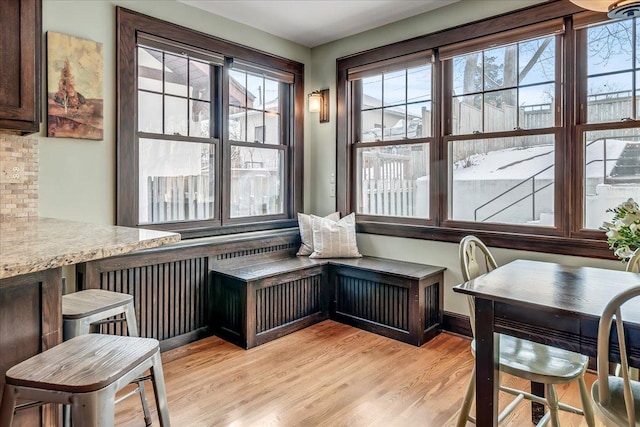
0,217 -> 180,279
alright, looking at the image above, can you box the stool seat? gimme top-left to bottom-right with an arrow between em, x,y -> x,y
6,334 -> 157,393
0,334 -> 171,427
62,289 -> 134,319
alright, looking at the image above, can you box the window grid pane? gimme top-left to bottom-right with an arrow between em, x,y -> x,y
356,144 -> 430,219
583,127 -> 640,229
360,64 -> 432,142
450,35 -> 557,135
449,134 -> 555,226
230,146 -> 284,218
586,18 -> 638,123
138,48 -> 214,138
228,70 -> 283,145
139,138 -> 215,224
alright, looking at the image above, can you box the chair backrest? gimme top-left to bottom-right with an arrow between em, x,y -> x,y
627,248 -> 640,273
459,235 -> 498,337
596,285 -> 640,427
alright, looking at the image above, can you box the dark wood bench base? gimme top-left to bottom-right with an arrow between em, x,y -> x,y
211,256 -> 444,349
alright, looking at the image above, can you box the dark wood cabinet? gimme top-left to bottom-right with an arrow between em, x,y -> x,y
0,0 -> 42,134
0,269 -> 62,426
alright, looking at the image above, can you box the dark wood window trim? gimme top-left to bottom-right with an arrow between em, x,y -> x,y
116,7 -> 304,238
336,0 -> 627,259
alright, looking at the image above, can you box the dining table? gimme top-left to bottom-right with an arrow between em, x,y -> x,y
453,259 -> 640,426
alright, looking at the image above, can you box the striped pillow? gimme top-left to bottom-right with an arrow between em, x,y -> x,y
309,213 -> 362,259
297,211 -> 340,256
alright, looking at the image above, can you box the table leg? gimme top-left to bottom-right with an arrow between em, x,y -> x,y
531,381 -> 545,424
475,297 -> 498,427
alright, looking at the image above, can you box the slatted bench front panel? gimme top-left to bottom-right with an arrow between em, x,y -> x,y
255,274 -> 324,334
335,275 -> 409,332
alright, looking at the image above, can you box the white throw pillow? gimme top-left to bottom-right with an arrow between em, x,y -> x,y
297,211 -> 340,256
309,212 -> 362,259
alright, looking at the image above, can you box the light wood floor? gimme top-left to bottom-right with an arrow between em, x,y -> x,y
115,320 -> 602,426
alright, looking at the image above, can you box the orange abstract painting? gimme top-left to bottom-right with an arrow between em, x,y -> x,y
47,32 -> 103,140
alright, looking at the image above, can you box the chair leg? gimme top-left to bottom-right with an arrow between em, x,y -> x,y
150,351 -> 171,427
577,376 -> 595,427
0,384 -> 17,427
544,384 -> 560,427
457,366 -> 475,427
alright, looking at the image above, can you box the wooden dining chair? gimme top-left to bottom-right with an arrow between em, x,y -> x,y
622,249 -> 640,382
592,285 -> 640,427
457,235 -> 595,427
627,249 -> 640,274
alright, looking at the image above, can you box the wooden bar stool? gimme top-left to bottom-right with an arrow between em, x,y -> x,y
62,289 -> 151,425
0,334 -> 171,427
62,288 -> 139,339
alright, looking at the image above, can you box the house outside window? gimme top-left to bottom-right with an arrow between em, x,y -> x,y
117,8 -> 303,237
337,2 -> 640,258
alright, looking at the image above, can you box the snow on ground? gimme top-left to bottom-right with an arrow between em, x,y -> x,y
453,139 -> 629,181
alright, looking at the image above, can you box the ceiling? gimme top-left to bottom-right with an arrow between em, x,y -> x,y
179,0 -> 460,48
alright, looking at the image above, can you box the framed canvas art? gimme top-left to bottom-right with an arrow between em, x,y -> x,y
47,32 -> 103,140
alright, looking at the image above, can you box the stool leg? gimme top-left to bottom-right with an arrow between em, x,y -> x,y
63,404 -> 71,427
71,389 -> 116,427
150,351 -> 171,427
123,301 -> 152,425
124,302 -> 139,337
0,384 -> 17,427
138,379 -> 153,427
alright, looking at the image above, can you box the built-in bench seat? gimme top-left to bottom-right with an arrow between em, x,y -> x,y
77,228 -> 445,351
211,255 -> 445,349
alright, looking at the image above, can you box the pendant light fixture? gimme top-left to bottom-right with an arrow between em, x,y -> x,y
569,0 -> 640,19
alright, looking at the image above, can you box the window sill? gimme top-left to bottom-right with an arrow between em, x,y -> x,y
356,220 -> 614,260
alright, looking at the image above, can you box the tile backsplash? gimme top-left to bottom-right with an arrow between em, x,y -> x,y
0,132 -> 38,220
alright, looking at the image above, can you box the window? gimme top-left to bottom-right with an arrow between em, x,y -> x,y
337,2 -> 640,258
576,16 -> 640,235
349,54 -> 432,220
442,28 -> 561,228
136,44 -> 217,224
228,68 -> 288,218
117,8 -> 303,236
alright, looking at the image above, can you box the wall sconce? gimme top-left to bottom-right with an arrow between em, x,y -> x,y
308,89 -> 329,123
569,0 -> 640,19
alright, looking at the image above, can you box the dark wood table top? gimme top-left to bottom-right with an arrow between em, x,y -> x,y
454,259 -> 640,324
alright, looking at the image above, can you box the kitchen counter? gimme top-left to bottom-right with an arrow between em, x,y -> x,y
0,217 -> 180,279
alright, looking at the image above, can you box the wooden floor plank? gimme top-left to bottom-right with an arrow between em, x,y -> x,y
114,320 -> 602,426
